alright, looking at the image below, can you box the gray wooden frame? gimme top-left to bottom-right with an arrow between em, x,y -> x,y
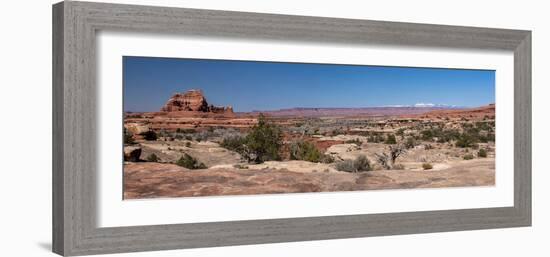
52,1 -> 531,256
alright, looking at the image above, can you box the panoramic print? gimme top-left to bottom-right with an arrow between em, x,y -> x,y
123,56 -> 496,199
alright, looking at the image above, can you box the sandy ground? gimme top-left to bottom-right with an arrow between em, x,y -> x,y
124,158 -> 494,199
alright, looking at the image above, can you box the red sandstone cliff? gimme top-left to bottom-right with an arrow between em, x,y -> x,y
160,89 -> 234,114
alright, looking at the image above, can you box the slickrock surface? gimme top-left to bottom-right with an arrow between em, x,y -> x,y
123,159 -> 494,199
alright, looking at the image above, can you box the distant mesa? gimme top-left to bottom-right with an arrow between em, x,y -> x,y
161,89 -> 234,114
419,103 -> 495,119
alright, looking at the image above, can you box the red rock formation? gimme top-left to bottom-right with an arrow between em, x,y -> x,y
160,89 -> 234,114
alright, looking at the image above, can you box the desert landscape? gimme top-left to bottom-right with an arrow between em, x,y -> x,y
123,89 -> 495,199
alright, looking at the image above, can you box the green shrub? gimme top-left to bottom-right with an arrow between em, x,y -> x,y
475,121 -> 492,132
219,114 -> 283,164
320,154 -> 335,164
421,129 -> 435,141
336,155 -> 371,173
404,137 -> 416,149
176,128 -> 196,134
368,134 -> 384,143
146,153 -> 159,162
478,148 -> 488,158
142,130 -> 158,141
345,138 -> 362,146
385,134 -> 397,144
422,163 -> 433,170
354,155 -> 371,172
289,140 -> 323,162
244,114 -> 283,163
221,135 -> 247,153
455,133 -> 475,148
336,160 -> 356,172
157,129 -> 167,138
176,153 -> 206,169
331,128 -> 344,136
486,133 -> 495,142
396,128 -> 406,136
421,128 -> 461,143
463,154 -> 474,160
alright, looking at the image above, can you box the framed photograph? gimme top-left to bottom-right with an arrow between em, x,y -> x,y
53,1 -> 531,256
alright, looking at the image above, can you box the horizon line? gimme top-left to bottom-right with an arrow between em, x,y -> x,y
125,103 -> 494,113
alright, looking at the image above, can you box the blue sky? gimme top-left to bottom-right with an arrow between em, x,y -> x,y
123,56 -> 495,112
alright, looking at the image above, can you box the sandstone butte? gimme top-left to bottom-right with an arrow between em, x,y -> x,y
125,89 -> 257,131
160,89 -> 234,114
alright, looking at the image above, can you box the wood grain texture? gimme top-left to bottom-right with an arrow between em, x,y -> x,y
52,2 -> 65,255
52,1 -> 531,256
514,32 -> 532,224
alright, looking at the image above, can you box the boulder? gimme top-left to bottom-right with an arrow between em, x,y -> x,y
325,144 -> 361,161
125,123 -> 150,135
124,146 -> 142,162
326,143 -> 360,155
